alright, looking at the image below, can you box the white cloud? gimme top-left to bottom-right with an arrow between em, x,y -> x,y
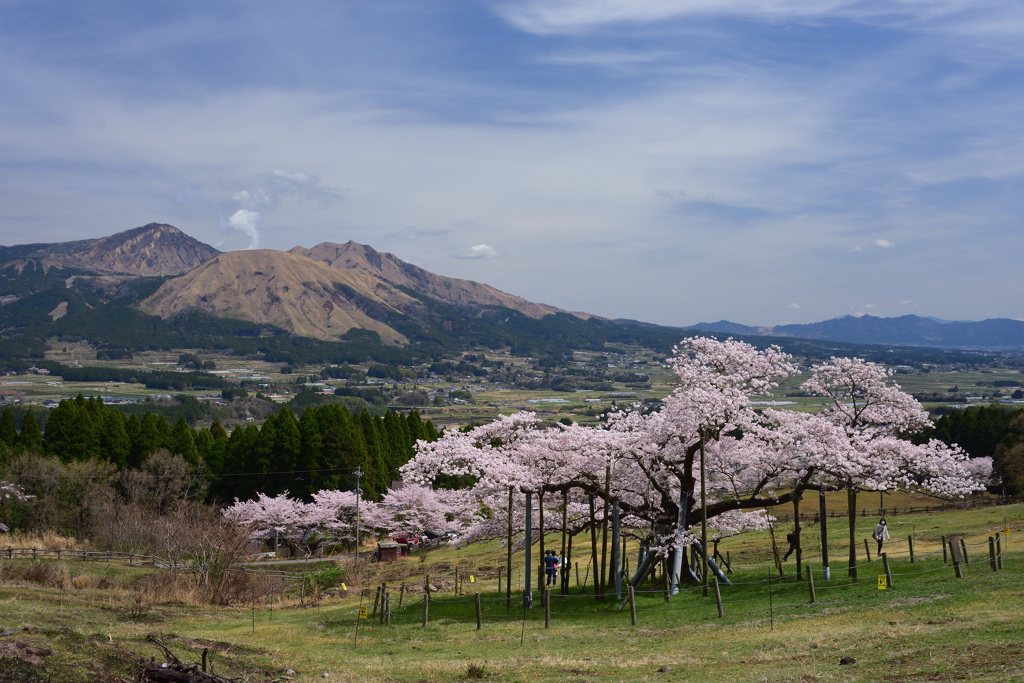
496,0 -> 1017,36
874,239 -> 894,248
848,245 -> 862,252
788,302 -> 800,309
456,244 -> 499,259
221,209 -> 261,249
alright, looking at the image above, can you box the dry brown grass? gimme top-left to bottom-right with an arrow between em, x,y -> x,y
0,531 -> 89,551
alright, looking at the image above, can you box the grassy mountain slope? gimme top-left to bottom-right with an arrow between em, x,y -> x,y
140,250 -> 421,343
290,241 -> 591,320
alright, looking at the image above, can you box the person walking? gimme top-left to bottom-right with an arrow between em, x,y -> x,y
782,530 -> 798,561
873,518 -> 889,556
544,550 -> 558,587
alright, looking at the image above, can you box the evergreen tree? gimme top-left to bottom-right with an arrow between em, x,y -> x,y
298,407 -> 323,497
0,408 -> 16,447
170,415 -> 199,464
100,410 -> 130,467
18,410 -> 43,451
274,408 -> 302,476
136,413 -> 168,459
124,414 -> 143,467
206,420 -> 228,475
42,400 -> 77,458
361,410 -> 390,498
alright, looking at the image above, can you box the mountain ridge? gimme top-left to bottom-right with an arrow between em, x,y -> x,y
693,314 -> 1024,349
289,240 -> 595,321
0,223 -> 220,276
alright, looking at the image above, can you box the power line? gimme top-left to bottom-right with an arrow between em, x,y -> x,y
4,466 -> 362,480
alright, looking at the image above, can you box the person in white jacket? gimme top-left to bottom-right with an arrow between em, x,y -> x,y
873,518 -> 890,556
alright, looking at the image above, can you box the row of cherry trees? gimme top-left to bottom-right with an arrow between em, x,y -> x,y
226,337 -> 988,585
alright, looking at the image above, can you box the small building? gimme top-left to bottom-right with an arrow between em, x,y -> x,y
376,541 -> 399,563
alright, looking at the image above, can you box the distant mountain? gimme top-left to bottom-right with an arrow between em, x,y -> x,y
691,320 -> 768,336
693,314 -> 1024,349
289,241 -> 593,320
140,249 -> 421,343
0,223 -> 219,276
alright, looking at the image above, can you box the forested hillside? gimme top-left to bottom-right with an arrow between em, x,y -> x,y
0,395 -> 438,528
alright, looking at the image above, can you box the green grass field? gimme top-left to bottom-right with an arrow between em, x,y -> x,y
1,503 -> 1022,682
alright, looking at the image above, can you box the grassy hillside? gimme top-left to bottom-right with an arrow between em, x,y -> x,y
0,502 -> 1020,682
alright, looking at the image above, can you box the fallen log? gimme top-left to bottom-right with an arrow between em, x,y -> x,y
136,636 -> 238,683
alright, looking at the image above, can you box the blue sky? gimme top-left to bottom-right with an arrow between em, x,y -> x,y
1,0 -> 1023,327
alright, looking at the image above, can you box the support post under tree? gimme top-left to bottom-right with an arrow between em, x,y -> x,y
560,491 -> 569,595
538,491 -> 545,593
524,491 -> 533,609
700,433 -> 709,597
611,500 -> 621,600
588,495 -> 599,599
819,489 -> 830,580
671,489 -> 688,596
847,488 -> 858,579
506,487 -> 514,610
599,465 -> 611,600
793,493 -> 802,580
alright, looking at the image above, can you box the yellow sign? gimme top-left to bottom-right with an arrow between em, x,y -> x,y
1005,526 -> 1010,534
341,583 -> 347,591
877,575 -> 887,590
469,575 -> 475,583
359,606 -> 368,619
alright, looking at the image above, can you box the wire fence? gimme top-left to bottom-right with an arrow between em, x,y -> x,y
340,542 -> 1016,637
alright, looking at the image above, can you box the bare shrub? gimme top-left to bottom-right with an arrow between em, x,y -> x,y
72,574 -> 91,590
22,561 -> 71,589
119,451 -> 207,514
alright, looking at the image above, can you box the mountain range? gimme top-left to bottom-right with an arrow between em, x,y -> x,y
692,315 -> 1024,349
1,223 -> 1022,361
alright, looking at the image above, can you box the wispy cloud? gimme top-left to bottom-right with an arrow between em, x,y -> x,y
874,239 -> 894,248
788,302 -> 800,309
387,226 -> 453,241
456,244 -> 499,259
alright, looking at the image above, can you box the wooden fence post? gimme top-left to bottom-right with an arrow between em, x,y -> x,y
989,537 -> 997,572
385,594 -> 391,626
807,566 -> 816,604
949,540 -> 963,579
713,577 -> 724,617
544,589 -> 551,629
941,536 -> 947,564
371,586 -> 380,618
380,585 -> 388,624
960,539 -> 969,565
996,533 -> 1003,570
864,538 -> 871,563
628,586 -> 636,626
908,536 -> 914,563
476,592 -> 482,630
422,591 -> 429,627
399,583 -> 405,608
882,553 -> 893,589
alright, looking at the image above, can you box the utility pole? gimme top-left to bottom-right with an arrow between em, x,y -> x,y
354,468 -> 363,565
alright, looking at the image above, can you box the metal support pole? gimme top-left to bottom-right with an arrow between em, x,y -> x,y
611,501 -> 621,600
819,489 -> 829,581
524,492 -> 533,609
